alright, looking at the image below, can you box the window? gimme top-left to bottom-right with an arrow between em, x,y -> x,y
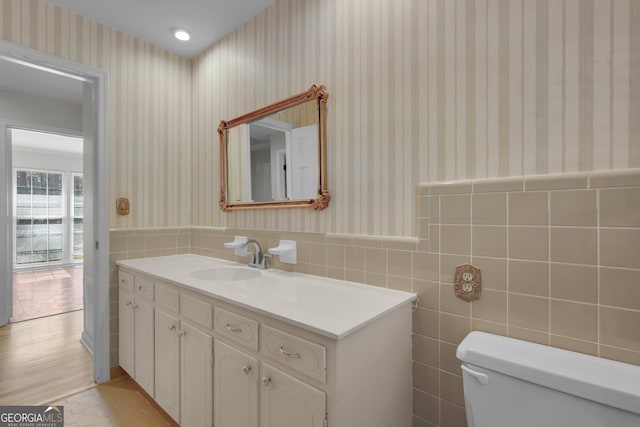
14,169 -> 83,267
72,174 -> 83,261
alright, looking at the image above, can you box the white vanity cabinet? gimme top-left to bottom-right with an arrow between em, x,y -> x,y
118,254 -> 414,427
118,271 -> 154,397
260,363 -> 326,427
154,308 -> 213,427
154,309 -> 180,422
212,311 -> 327,427
214,339 -> 259,427
180,321 -> 213,427
213,318 -> 326,427
153,280 -> 214,427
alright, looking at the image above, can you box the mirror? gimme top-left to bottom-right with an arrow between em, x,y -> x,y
218,84 -> 330,211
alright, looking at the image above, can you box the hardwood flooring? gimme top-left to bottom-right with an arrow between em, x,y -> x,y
0,308 -> 173,425
50,376 -> 177,427
12,265 -> 84,322
0,310 -> 93,405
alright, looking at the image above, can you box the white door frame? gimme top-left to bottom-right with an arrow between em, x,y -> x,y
0,40 -> 110,383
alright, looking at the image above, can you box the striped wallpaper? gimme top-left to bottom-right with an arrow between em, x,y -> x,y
0,0 -> 192,229
2,0 -> 638,237
192,0 -> 640,237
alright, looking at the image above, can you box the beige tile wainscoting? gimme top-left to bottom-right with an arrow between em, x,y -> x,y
109,169 -> 640,427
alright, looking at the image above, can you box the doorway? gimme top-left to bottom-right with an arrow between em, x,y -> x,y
10,129 -> 84,323
0,40 -> 110,384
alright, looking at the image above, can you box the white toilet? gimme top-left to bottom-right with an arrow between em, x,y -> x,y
457,331 -> 640,427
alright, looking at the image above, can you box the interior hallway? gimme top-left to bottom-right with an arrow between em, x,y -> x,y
0,310 -> 92,405
12,265 -> 83,322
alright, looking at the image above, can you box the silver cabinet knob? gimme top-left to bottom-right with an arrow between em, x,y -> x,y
261,376 -> 271,386
125,300 -> 132,306
177,330 -> 186,337
169,325 -> 176,331
133,303 -> 139,309
138,285 -> 144,291
242,365 -> 252,375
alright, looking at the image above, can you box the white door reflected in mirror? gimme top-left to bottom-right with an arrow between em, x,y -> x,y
227,106 -> 319,203
218,84 -> 330,211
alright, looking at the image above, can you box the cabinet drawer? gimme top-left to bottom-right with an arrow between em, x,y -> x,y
261,325 -> 326,383
181,293 -> 213,329
214,307 -> 259,351
155,281 -> 179,313
119,270 -> 134,293
134,275 -> 155,301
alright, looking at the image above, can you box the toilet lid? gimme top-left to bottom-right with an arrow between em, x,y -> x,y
457,331 -> 640,415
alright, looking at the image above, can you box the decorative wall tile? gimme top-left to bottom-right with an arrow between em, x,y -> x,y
471,290 -> 507,324
600,307 -> 640,352
508,260 -> 549,297
508,226 -> 549,261
550,300 -> 598,342
439,195 -> 471,225
508,293 -> 549,332
508,192 -> 549,225
471,193 -> 507,225
549,263 -> 598,304
599,188 -> 640,227
550,190 -> 597,226
600,268 -> 640,311
550,228 -> 598,265
472,226 -> 507,258
600,229 -> 640,268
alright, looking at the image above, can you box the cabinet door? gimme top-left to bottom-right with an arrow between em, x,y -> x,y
155,309 -> 180,422
181,322 -> 213,427
134,298 -> 155,397
118,290 -> 134,376
260,363 -> 326,427
214,340 -> 259,427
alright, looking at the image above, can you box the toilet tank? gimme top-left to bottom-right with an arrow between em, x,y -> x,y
457,332 -> 640,427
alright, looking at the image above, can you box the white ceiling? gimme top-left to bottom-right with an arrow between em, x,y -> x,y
46,0 -> 274,58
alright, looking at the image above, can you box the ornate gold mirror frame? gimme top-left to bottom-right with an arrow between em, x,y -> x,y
218,84 -> 330,211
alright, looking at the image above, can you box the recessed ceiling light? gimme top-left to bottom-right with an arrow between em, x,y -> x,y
174,30 -> 190,41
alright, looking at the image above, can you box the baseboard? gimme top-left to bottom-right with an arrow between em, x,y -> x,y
79,332 -> 94,356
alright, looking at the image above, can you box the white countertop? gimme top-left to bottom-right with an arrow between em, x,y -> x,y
117,254 -> 416,340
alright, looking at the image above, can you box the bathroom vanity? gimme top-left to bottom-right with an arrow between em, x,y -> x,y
117,254 -> 415,427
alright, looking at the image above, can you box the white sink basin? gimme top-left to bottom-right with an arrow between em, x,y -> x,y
188,266 -> 261,282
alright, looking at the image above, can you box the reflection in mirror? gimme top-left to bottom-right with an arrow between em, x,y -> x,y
219,85 -> 329,211
226,102 -> 318,203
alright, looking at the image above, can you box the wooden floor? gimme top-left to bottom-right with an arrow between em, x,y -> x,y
50,375 -> 178,427
0,310 -> 94,405
12,265 -> 84,322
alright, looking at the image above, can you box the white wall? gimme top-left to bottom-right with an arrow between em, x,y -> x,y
0,88 -> 82,131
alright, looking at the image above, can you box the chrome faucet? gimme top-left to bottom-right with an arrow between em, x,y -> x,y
241,239 -> 271,270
